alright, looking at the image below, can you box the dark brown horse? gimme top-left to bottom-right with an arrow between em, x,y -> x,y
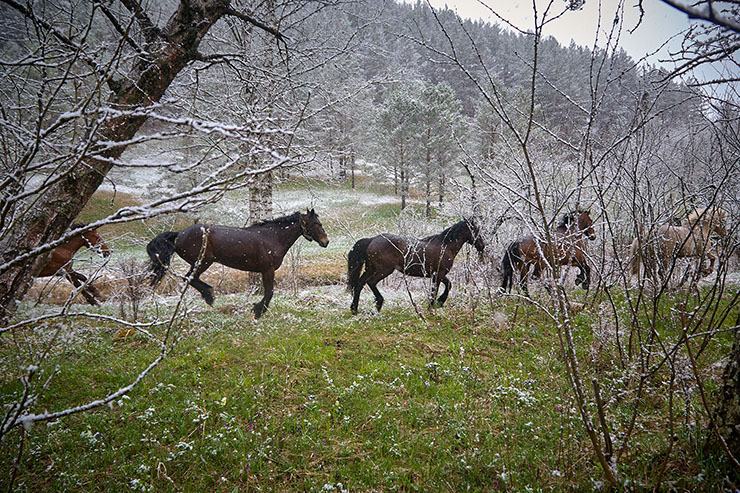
501,210 -> 596,296
37,224 -> 111,305
347,219 -> 485,314
146,209 -> 329,318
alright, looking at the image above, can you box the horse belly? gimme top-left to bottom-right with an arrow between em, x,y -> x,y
402,249 -> 443,278
37,249 -> 68,277
403,263 -> 431,277
211,241 -> 269,272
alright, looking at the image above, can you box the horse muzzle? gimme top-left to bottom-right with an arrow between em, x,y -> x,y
318,236 -> 329,248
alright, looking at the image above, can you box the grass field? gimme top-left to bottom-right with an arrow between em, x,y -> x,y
1,179 -> 738,491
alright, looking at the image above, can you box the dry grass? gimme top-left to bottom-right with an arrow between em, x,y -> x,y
25,258 -> 347,307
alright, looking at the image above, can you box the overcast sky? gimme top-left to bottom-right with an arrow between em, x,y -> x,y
423,0 -> 693,68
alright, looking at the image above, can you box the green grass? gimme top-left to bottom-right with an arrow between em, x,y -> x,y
1,287 -> 737,491
4,180 -> 739,490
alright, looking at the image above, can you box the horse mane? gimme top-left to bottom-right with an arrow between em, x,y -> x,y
686,206 -> 725,226
427,219 -> 473,244
557,210 -> 579,229
251,212 -> 302,228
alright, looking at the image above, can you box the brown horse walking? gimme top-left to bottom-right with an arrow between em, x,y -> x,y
37,224 -> 111,305
146,209 -> 329,318
628,207 -> 728,282
347,219 -> 485,314
501,210 -> 596,296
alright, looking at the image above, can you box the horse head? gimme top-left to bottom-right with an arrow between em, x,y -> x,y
709,208 -> 728,237
466,218 -> 486,255
85,229 -> 111,258
301,208 -> 329,247
687,207 -> 729,238
72,224 -> 111,258
576,210 -> 596,240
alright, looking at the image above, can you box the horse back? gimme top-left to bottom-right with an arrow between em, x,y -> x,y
366,234 -> 408,269
175,224 -> 272,271
367,234 -> 449,277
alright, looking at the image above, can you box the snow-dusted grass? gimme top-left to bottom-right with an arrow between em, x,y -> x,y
7,174 -> 739,490
2,288 -> 737,491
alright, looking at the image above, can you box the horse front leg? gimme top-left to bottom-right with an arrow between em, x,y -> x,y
579,263 -> 591,291
253,269 -> 274,319
702,251 -> 716,276
186,262 -> 214,305
66,270 -> 99,306
518,263 -> 530,297
435,276 -> 452,307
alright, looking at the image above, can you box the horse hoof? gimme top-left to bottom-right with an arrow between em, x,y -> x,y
253,303 -> 265,318
350,306 -> 358,315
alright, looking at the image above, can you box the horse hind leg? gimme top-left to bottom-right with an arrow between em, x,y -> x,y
368,279 -> 384,312
365,265 -> 389,313
350,270 -> 371,315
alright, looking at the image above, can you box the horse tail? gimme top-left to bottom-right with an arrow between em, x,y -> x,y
347,238 -> 372,292
628,237 -> 641,278
147,232 -> 179,287
501,242 -> 519,292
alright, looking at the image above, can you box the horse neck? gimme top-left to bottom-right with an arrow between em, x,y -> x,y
265,218 -> 304,256
65,234 -> 90,253
438,234 -> 468,256
556,223 -> 584,243
683,218 -> 712,241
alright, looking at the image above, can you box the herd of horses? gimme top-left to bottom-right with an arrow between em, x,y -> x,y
36,206 -> 729,318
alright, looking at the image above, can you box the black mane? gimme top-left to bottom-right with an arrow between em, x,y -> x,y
427,219 -> 474,244
251,211 -> 302,228
557,210 -> 586,229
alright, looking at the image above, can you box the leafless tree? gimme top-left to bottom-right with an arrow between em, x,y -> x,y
0,0 -> 338,465
414,0 -> 740,486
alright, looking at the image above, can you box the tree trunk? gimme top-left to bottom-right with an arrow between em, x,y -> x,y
438,154 -> 445,207
401,166 -> 407,210
0,1 -> 236,323
425,128 -> 432,218
350,148 -> 356,189
260,172 -> 273,220
339,154 -> 347,180
713,318 -> 740,457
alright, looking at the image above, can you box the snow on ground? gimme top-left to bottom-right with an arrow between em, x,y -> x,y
99,156 -> 180,197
